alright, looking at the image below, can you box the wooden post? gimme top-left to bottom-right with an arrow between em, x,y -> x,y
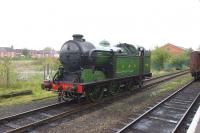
43,65 -> 46,80
6,67 -> 9,88
47,64 -> 49,75
47,64 -> 49,79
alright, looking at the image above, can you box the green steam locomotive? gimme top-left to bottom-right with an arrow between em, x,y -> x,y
42,34 -> 152,102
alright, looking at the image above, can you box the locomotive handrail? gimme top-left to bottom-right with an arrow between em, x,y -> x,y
88,49 -> 114,59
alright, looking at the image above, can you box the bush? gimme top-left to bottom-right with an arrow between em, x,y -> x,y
151,47 -> 171,70
0,57 -> 13,88
35,57 -> 60,69
167,49 -> 191,69
151,46 -> 192,70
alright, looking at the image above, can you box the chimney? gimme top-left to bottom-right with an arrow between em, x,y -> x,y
72,34 -> 84,41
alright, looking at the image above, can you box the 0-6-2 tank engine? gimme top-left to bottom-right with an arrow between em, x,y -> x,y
42,34 -> 152,102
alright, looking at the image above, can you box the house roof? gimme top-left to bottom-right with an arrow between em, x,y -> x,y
0,47 -> 14,52
162,43 -> 185,55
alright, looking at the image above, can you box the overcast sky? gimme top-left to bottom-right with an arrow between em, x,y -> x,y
0,0 -> 200,50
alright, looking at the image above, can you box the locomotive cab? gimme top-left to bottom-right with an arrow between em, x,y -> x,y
116,43 -> 139,55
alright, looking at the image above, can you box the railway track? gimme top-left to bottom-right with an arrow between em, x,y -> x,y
0,70 -> 189,133
145,70 -> 189,82
116,80 -> 200,133
143,69 -> 189,88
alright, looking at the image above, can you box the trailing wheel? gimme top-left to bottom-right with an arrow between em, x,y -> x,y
86,86 -> 104,102
58,90 -> 74,102
109,82 -> 120,95
138,80 -> 143,88
62,91 -> 73,101
194,73 -> 199,81
126,81 -> 135,91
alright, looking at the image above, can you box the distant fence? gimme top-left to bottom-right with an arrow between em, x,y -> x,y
43,64 -> 56,80
152,63 -> 188,70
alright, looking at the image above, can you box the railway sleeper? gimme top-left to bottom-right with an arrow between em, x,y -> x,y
147,116 -> 178,124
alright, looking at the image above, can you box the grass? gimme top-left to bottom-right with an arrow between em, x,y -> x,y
0,74 -> 56,106
0,91 -> 54,107
0,88 -> 29,96
150,74 -> 193,96
0,60 -> 56,107
151,67 -> 189,77
12,60 -> 44,72
151,69 -> 175,77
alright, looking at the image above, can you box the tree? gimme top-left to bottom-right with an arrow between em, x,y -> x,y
22,48 -> 30,57
169,54 -> 185,69
169,48 -> 192,69
185,48 -> 193,56
0,57 -> 11,88
43,47 -> 53,51
184,48 -> 193,66
151,47 -> 171,70
41,57 -> 61,79
43,57 -> 60,69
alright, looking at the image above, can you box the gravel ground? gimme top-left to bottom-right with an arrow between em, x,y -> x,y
0,97 -> 58,118
35,74 -> 193,133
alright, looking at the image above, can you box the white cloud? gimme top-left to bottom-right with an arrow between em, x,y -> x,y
0,0 -> 200,50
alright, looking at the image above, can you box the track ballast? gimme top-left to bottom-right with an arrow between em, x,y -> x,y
116,80 -> 200,133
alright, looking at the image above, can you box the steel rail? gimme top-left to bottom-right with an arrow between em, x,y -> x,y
172,93 -> 200,133
0,102 -> 67,123
5,102 -> 94,133
143,70 -> 189,88
145,69 -> 189,82
116,80 -> 195,133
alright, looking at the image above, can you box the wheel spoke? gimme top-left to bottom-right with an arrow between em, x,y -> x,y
109,83 -> 119,95
87,86 -> 104,102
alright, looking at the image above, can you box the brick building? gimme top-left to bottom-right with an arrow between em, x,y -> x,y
30,50 -> 59,58
162,43 -> 185,56
0,47 -> 15,57
0,46 -> 59,58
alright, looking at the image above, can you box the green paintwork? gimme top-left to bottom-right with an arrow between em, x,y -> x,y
81,69 -> 106,82
99,40 -> 110,47
144,56 -> 151,74
95,52 -> 111,66
81,50 -> 151,82
115,56 -> 140,77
